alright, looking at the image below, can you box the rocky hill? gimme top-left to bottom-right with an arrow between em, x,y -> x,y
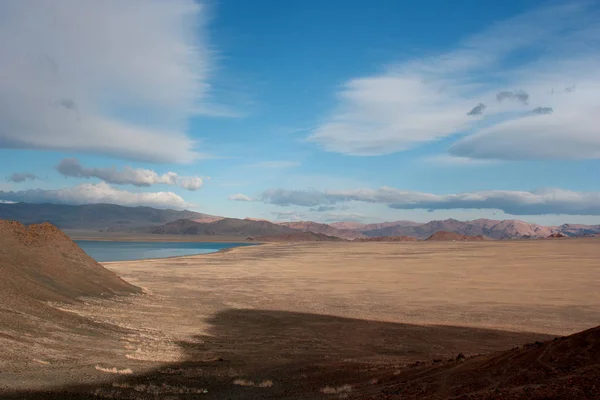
152,217 -> 299,237
0,220 -> 140,341
376,325 -> 600,399
248,232 -> 346,242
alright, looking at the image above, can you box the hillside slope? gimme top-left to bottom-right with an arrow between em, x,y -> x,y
0,219 -> 141,346
375,325 -> 600,399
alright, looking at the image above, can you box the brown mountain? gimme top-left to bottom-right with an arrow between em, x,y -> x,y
425,231 -> 485,241
0,220 -> 140,339
362,218 -> 558,239
354,236 -> 419,242
278,221 -> 365,239
152,217 -> 299,237
360,220 -> 422,231
376,325 -> 600,399
0,202 -> 217,232
248,232 -> 346,242
558,223 -> 600,237
329,221 -> 366,230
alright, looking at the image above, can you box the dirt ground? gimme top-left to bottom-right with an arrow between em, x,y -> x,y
2,239 -> 600,399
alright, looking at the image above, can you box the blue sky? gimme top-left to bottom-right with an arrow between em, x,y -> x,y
1,0 -> 600,225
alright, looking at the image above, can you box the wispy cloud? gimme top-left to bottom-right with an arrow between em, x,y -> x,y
424,154 -> 498,166
308,2 -> 600,161
531,106 -> 553,115
496,90 -> 529,104
7,172 -> 39,183
228,193 -> 254,202
258,186 -> 600,215
0,0 -> 225,163
0,182 -> 192,209
56,158 -> 204,191
466,103 -> 486,116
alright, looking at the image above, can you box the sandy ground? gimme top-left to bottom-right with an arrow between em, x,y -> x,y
2,239 -> 600,398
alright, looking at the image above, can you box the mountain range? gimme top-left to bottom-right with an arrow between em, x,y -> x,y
0,202 -> 599,240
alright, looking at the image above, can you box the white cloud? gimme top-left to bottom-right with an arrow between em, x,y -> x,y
0,0 -> 217,163
0,182 -> 192,209
228,193 -> 254,202
308,2 -> 600,161
259,187 -> 600,215
56,158 -> 204,191
178,176 -> 204,191
423,154 -> 498,166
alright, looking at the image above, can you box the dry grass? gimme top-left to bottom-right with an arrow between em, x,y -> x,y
95,366 -> 133,375
321,384 -> 353,394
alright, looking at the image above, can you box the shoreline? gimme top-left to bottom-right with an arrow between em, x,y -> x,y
65,230 -> 257,243
99,241 -> 266,265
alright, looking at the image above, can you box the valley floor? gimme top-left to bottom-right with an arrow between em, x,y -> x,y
2,239 -> 600,399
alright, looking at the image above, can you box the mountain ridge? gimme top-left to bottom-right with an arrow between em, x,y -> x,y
1,202 -> 599,239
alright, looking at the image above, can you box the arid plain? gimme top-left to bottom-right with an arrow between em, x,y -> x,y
3,239 -> 600,399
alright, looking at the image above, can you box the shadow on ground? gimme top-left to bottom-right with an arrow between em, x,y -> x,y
2,309 -> 554,399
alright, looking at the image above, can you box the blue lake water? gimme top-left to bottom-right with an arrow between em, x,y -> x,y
75,240 -> 255,262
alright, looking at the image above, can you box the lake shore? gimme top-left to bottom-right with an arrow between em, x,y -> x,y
64,229 -> 256,243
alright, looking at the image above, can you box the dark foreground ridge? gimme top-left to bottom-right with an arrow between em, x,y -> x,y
2,308 -> 598,399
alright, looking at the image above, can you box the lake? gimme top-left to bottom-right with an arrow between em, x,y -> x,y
75,240 -> 255,262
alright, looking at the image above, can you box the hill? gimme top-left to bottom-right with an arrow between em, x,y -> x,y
377,325 -> 600,399
278,221 -> 364,239
425,231 -> 486,241
248,232 -> 347,242
0,202 -> 216,231
0,219 -> 140,341
152,217 -> 299,237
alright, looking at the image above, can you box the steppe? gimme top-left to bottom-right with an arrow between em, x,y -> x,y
2,239 -> 600,399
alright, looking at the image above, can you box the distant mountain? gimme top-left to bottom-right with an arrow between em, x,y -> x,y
0,202 -> 216,231
557,223 -> 600,237
152,218 -> 299,237
329,221 -> 366,230
360,220 -> 422,231
248,232 -> 346,242
3,202 -> 600,240
425,231 -> 486,241
278,221 -> 364,239
362,218 -> 560,239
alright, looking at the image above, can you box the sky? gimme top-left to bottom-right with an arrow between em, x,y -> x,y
1,0 -> 600,225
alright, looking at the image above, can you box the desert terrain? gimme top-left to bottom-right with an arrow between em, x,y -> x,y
2,236 -> 600,399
